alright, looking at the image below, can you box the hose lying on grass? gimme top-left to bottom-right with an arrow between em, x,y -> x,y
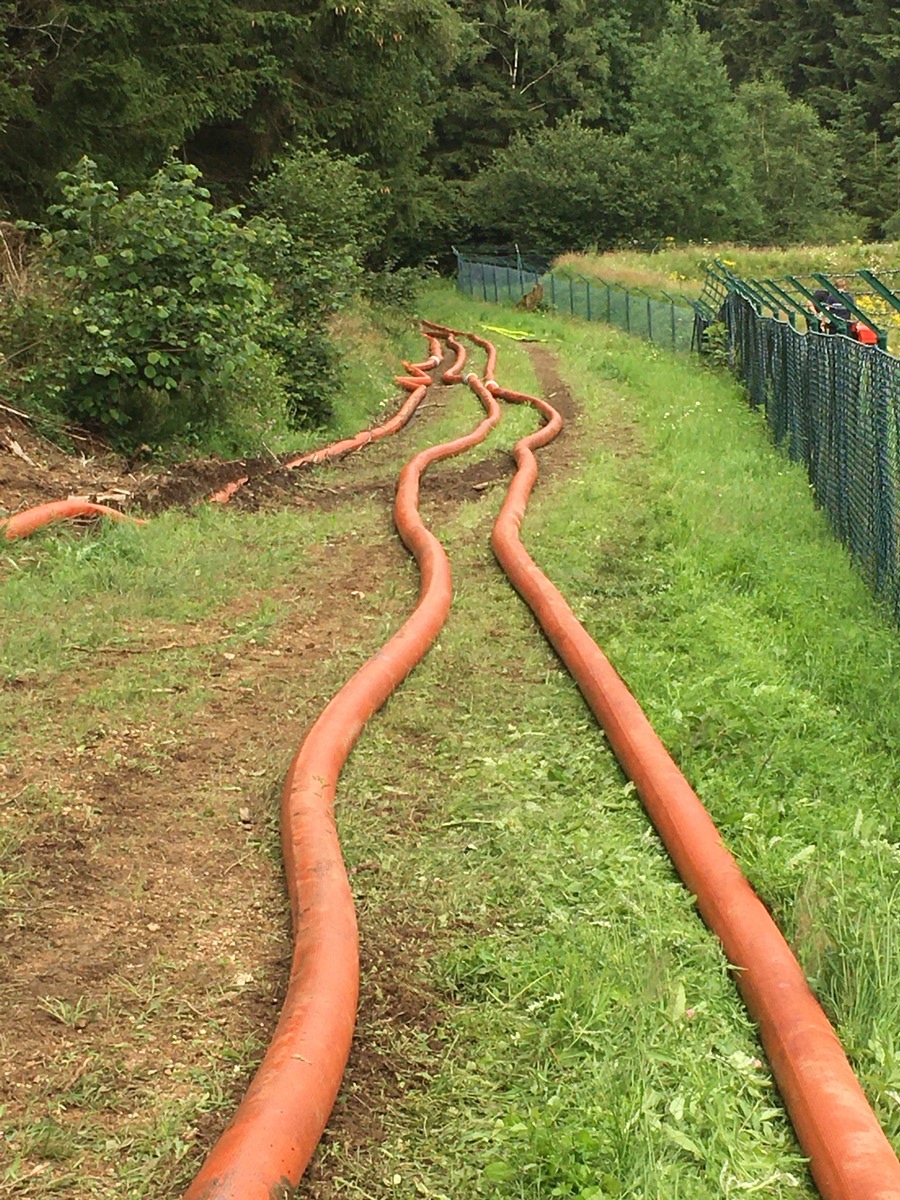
183,337 -> 505,1199
7,328 -> 900,1199
0,498 -> 146,540
459,328 -> 900,1200
0,336 -> 467,1198
208,338 -> 444,503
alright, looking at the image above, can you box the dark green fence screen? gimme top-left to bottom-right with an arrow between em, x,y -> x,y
456,251 -> 695,353
726,292 -> 900,616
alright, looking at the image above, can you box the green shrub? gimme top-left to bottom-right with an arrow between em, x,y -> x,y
9,157 -> 290,445
247,143 -> 381,424
0,148 -> 417,447
361,264 -> 426,311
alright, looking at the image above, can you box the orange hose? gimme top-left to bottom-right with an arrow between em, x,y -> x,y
480,350 -> 900,1200
183,348 -> 502,1200
442,335 -> 467,384
207,477 -> 250,505
423,319 -> 496,382
208,338 -> 441,504
1,499 -> 146,540
280,341 -> 439,473
280,378 -> 429,471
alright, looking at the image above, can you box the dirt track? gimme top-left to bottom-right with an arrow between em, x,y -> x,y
0,347 -> 582,1198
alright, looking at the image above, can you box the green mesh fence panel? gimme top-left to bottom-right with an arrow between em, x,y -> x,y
455,252 -> 694,352
726,292 -> 900,615
458,250 -> 900,620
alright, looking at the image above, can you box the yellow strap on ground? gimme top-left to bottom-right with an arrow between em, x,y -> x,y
480,323 -> 547,342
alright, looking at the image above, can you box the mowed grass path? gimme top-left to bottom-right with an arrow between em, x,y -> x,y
1,282 -> 899,1197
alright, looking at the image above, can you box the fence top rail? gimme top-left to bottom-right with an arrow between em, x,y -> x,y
729,289 -> 896,358
707,260 -> 897,355
753,268 -> 900,307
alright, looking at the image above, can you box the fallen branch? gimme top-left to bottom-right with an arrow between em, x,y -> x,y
0,401 -> 33,421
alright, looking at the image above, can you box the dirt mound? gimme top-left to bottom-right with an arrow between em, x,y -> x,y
0,410 -> 146,518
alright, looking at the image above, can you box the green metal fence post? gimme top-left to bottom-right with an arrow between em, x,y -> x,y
858,269 -> 900,319
732,278 -> 771,316
584,278 -> 592,321
750,279 -> 792,320
647,296 -> 653,342
626,290 -> 631,333
569,276 -> 575,315
764,279 -> 811,329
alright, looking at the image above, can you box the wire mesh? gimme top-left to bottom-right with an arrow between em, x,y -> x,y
455,251 -> 694,353
726,292 -> 900,615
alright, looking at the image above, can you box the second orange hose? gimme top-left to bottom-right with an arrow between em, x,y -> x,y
183,342 -> 502,1199
480,349 -> 900,1200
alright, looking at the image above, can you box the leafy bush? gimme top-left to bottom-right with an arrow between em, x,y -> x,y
6,157 -> 290,444
247,143 -> 381,424
361,264 -> 427,311
466,117 -> 635,251
0,147 -> 425,449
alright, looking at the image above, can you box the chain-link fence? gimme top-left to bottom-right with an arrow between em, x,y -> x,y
458,246 -> 900,618
455,250 -> 695,353
726,291 -> 900,616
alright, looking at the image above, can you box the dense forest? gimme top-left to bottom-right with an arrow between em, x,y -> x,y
3,0 -> 898,249
1,0 -> 898,442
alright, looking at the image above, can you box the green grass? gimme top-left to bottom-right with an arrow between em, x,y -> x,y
555,242 -> 900,301
3,279 -> 900,1197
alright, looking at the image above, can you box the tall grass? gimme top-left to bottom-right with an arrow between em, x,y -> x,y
557,242 -> 900,301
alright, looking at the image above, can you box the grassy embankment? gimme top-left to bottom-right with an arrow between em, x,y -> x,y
554,242 -> 900,350
2,281 -> 899,1198
554,243 -> 900,299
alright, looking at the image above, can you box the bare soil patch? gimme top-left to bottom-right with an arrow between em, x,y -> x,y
1,350 -> 581,527
0,537 -> 420,1196
0,412 -> 143,516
